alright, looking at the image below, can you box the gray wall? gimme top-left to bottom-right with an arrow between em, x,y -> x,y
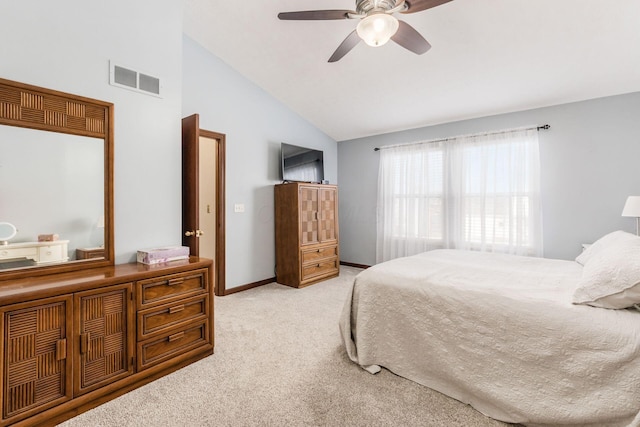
182,36 -> 338,290
2,0 -> 184,264
338,92 -> 640,265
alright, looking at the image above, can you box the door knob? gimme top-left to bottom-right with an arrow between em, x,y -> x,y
185,230 -> 204,237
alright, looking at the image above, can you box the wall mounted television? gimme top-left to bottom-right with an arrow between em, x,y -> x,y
280,142 -> 325,183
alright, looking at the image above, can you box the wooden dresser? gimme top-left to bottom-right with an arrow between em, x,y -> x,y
75,247 -> 105,260
275,183 -> 339,288
0,257 -> 213,426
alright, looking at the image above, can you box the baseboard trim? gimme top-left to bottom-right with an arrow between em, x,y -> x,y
224,277 -> 276,295
340,261 -> 371,269
223,264 -> 369,295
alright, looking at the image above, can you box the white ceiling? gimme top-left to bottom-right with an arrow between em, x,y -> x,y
183,0 -> 640,142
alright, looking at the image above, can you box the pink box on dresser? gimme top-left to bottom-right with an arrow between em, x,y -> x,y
136,246 -> 190,265
38,234 -> 59,242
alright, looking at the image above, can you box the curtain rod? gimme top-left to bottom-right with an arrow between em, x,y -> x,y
373,124 -> 550,152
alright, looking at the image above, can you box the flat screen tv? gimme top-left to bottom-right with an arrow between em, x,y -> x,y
280,142 -> 325,183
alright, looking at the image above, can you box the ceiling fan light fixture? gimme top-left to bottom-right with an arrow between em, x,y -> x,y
356,12 -> 399,47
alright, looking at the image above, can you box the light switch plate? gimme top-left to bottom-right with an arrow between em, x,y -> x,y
234,203 -> 245,213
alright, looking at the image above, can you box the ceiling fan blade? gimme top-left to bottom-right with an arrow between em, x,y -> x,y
278,10 -> 353,20
391,20 -> 431,54
401,0 -> 453,14
328,30 -> 361,63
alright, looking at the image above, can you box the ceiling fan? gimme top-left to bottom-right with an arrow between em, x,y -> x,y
278,0 -> 453,62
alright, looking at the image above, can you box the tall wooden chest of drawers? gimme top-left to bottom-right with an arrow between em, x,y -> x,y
0,257 -> 213,426
275,183 -> 339,288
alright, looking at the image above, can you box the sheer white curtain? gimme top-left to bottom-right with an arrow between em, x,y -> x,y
377,128 -> 542,263
377,141 -> 446,262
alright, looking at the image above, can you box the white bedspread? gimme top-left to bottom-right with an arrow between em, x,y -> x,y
339,250 -> 640,426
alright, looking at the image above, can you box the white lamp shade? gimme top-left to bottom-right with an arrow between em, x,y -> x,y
356,13 -> 399,47
622,196 -> 640,217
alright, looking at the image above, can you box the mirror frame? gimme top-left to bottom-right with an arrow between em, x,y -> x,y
0,77 -> 114,281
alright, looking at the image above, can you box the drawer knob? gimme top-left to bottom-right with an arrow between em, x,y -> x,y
317,249 -> 321,253
168,332 -> 185,342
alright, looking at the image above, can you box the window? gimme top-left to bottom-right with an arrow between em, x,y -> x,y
388,148 -> 443,242
377,128 -> 542,263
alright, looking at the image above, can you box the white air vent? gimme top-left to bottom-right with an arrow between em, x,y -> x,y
109,61 -> 162,97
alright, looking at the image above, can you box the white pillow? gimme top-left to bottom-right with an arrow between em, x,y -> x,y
575,230 -> 639,266
573,238 -> 640,309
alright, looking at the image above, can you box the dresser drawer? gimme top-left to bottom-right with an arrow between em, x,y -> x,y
137,269 -> 208,308
301,258 -> 339,282
76,248 -> 105,259
301,245 -> 338,264
137,294 -> 209,341
38,244 -> 63,263
0,247 -> 37,260
137,320 -> 210,370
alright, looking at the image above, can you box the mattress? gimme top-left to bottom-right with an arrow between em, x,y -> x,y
339,249 -> 640,426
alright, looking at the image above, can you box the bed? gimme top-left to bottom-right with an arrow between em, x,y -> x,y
339,233 -> 640,427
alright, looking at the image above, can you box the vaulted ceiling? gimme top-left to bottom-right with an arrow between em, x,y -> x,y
183,0 -> 640,141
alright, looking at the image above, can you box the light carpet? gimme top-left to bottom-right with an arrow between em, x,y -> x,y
59,266 -> 511,427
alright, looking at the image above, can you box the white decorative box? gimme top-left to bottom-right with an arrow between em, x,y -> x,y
137,246 -> 190,265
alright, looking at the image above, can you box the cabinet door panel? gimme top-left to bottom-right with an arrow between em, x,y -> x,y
1,296 -> 72,424
74,283 -> 134,396
299,186 -> 319,246
318,188 -> 338,243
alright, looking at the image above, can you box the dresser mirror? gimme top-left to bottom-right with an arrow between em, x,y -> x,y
0,222 -> 17,245
0,78 -> 114,280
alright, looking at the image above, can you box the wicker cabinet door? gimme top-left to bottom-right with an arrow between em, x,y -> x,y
74,283 -> 134,396
318,187 -> 338,243
1,296 -> 72,424
299,186 -> 319,246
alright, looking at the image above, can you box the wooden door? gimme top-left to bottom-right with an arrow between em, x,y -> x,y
74,283 -> 134,396
182,114 -> 200,257
299,186 -> 319,246
182,114 -> 226,296
318,187 -> 338,243
1,296 -> 73,424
